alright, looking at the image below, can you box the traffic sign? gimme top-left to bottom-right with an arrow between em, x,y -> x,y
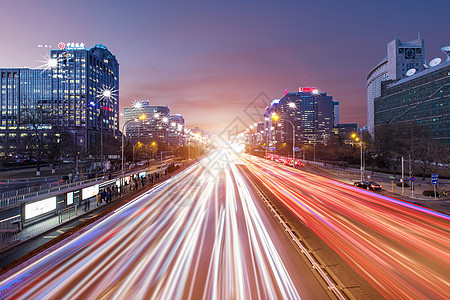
269,147 -> 276,151
294,147 -> 300,152
432,174 -> 438,185
389,176 -> 395,179
410,176 -> 416,182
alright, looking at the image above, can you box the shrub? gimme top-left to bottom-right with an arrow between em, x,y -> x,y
396,182 -> 410,187
423,190 -> 439,197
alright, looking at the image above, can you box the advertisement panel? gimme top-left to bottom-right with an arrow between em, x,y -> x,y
139,171 -> 146,178
25,197 -> 57,220
82,184 -> 99,200
67,192 -> 74,205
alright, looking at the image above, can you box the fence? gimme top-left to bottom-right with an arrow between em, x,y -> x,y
0,177 -> 101,209
58,205 -> 78,224
0,215 -> 21,250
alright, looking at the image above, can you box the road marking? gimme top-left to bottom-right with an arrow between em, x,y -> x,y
43,235 -> 57,238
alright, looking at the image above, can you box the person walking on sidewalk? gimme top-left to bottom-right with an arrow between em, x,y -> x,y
96,193 -> 101,206
84,198 -> 90,212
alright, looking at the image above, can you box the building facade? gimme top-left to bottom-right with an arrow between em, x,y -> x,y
50,43 -> 119,152
374,60 -> 449,146
0,68 -> 52,156
124,101 -> 170,146
167,114 -> 185,147
271,87 -> 336,146
367,37 -> 425,134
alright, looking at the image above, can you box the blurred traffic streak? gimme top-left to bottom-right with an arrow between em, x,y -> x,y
241,154 -> 450,299
0,150 -> 329,300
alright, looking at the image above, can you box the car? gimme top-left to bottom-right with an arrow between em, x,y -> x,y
354,181 -> 382,191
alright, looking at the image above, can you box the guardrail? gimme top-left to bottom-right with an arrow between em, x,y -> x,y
0,215 -> 21,250
58,205 -> 78,224
0,177 -> 101,209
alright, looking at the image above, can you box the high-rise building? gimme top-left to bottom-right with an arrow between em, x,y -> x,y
270,87 -> 336,146
50,43 -> 119,152
124,101 -> 170,146
367,36 -> 425,134
374,50 -> 449,146
0,68 -> 52,156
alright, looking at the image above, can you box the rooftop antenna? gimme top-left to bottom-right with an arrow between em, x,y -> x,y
441,46 -> 450,62
418,32 -> 421,39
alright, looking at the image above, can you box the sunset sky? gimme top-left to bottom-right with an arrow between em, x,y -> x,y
0,0 -> 448,132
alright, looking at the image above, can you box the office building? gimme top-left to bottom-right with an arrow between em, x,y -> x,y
167,114 -> 185,146
367,36 -> 425,134
50,43 -> 119,152
124,101 -> 170,145
374,50 -> 449,146
0,68 -> 52,156
269,87 -> 336,146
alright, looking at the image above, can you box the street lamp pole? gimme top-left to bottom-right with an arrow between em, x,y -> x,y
121,115 -> 146,184
284,119 -> 296,168
360,141 -> 363,181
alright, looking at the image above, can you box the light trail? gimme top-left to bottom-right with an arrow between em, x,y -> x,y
241,154 -> 450,300
0,150 -> 327,299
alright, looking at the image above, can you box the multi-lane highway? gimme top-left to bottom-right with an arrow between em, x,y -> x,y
0,150 -> 331,299
242,154 -> 450,299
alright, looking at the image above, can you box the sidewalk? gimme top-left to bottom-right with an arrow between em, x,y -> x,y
303,163 -> 450,215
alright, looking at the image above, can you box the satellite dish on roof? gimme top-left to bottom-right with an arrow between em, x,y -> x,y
406,68 -> 416,77
441,46 -> 450,62
429,57 -> 442,67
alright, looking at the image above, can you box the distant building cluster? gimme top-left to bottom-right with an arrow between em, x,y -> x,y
367,36 -> 449,146
246,87 -> 355,153
123,101 -> 187,148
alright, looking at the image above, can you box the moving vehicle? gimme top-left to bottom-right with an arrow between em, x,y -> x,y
354,181 -> 382,191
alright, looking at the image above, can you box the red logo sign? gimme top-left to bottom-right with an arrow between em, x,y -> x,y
58,42 -> 66,50
299,87 -> 316,93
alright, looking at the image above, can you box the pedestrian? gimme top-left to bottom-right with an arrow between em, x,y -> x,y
84,198 -> 90,211
96,193 -> 101,206
106,187 -> 111,202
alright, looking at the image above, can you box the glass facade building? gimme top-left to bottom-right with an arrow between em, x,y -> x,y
374,61 -> 449,146
0,68 -> 52,155
124,101 -> 170,145
367,37 -> 425,134
265,88 -> 337,147
50,44 -> 119,151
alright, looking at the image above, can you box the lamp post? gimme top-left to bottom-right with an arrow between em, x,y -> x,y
351,133 -> 364,181
122,115 -> 146,183
272,109 -> 296,168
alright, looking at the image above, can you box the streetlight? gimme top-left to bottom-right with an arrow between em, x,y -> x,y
272,113 -> 296,168
351,133 -> 364,181
90,87 -> 115,171
122,115 -> 146,183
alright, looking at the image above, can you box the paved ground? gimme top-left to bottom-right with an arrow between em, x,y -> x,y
0,150 -> 333,299
301,163 -> 450,215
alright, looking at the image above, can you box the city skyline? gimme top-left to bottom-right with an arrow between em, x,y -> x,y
0,0 -> 449,132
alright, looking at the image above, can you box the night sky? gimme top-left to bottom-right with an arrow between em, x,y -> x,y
0,0 -> 448,132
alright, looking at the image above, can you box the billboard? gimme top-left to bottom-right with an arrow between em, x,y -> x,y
82,184 -> 99,200
67,192 -> 74,205
25,197 -> 56,220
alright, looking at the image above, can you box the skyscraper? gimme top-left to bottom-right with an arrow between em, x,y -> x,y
50,43 -> 119,152
271,87 -> 336,145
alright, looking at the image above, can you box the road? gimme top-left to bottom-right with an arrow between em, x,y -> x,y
0,150 -> 331,299
241,154 -> 450,299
